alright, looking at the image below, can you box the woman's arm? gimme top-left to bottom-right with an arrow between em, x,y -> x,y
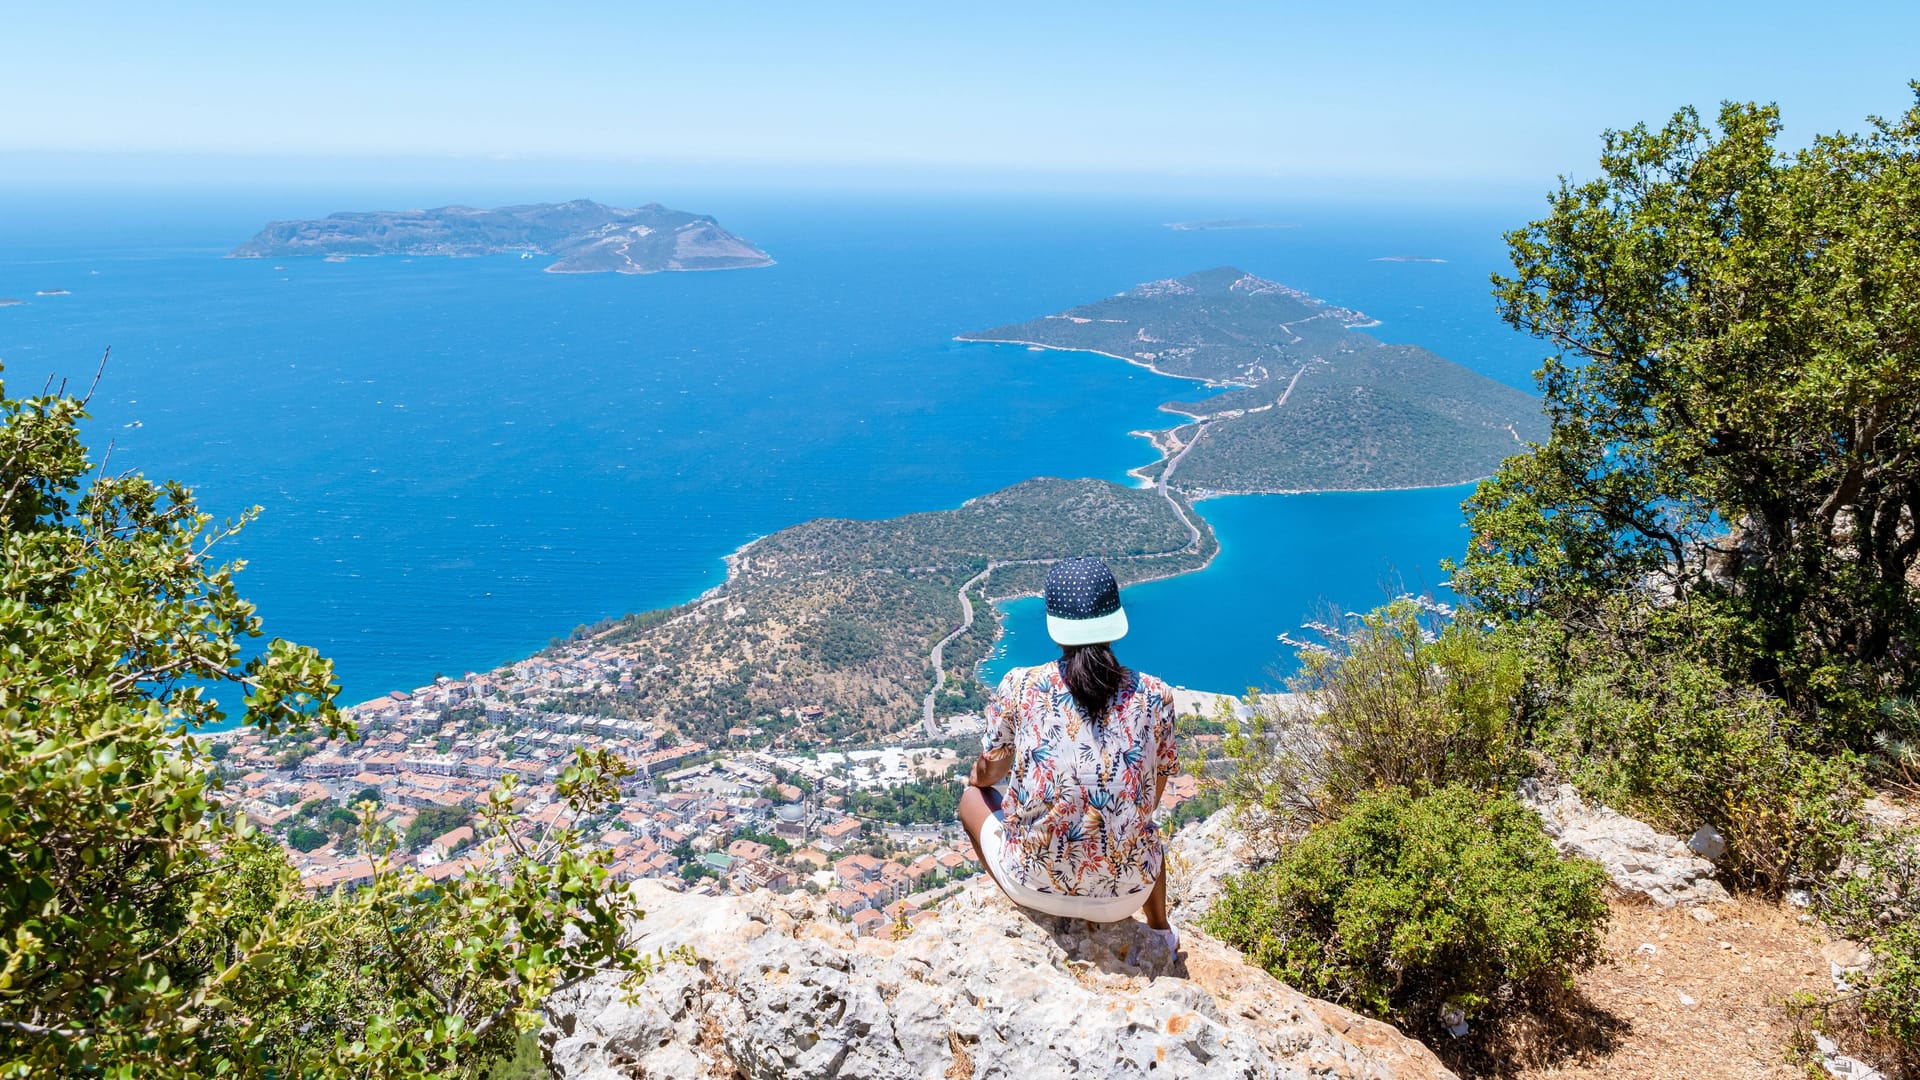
968,745 -> 1012,789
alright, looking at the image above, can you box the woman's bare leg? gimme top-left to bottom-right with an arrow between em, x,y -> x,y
1141,861 -> 1171,931
958,784 -> 1003,871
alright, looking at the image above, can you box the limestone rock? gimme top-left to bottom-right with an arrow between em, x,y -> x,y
1814,1032 -> 1887,1080
1688,824 -> 1728,861
1163,806 -> 1260,925
1519,779 -> 1730,907
542,869 -> 1456,1080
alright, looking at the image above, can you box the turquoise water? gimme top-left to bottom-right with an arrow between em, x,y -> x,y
982,485 -> 1475,695
0,190 -> 1539,705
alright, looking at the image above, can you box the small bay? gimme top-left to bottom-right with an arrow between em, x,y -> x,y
983,484 -> 1475,695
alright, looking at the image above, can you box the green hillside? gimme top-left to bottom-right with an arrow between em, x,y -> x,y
962,268 -> 1546,491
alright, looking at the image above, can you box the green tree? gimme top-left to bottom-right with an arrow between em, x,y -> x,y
1216,599 -> 1522,844
1453,91 -> 1920,736
404,804 -> 475,851
0,366 -> 654,1078
287,824 -> 330,852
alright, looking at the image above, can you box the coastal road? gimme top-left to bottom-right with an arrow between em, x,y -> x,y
917,361 -> 1315,737
917,392 -> 1249,737
920,560 -> 1044,736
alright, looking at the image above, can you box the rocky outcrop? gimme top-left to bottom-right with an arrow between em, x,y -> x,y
542,852 -> 1456,1079
1519,779 -> 1729,907
1163,804 -> 1260,924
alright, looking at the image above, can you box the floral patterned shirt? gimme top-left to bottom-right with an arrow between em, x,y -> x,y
983,662 -> 1179,897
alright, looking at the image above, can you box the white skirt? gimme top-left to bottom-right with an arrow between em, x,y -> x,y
979,809 -> 1151,922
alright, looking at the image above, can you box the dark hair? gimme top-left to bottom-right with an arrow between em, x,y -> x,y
1059,643 -> 1127,719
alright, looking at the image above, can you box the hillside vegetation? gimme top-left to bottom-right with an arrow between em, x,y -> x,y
962,267 -> 1546,491
0,368 -> 652,1078
590,477 -> 1213,742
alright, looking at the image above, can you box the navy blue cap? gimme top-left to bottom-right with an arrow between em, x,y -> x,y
1044,557 -> 1128,645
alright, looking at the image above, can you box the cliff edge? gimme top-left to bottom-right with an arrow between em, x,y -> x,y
541,815 -> 1454,1079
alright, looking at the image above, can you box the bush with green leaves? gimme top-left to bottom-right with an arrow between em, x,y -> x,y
1203,785 -> 1608,1036
0,365 -> 655,1078
1528,603 -> 1864,894
1872,698 -> 1920,798
1811,828 -> 1920,1075
1215,598 -> 1523,841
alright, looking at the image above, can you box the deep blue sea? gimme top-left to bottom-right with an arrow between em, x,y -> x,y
0,189 -> 1541,709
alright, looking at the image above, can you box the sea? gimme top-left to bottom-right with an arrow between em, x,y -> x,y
0,189 -> 1543,713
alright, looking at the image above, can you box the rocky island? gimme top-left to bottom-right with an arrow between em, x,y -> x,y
959,267 -> 1546,492
231,199 -> 773,275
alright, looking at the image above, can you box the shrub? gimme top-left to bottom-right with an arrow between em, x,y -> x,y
0,368 -> 653,1077
1812,829 -> 1920,1075
1540,626 -> 1863,894
1203,785 -> 1608,1035
1871,698 -> 1920,798
1217,599 -> 1523,839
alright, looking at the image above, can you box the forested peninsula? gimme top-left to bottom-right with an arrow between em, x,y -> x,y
231,199 -> 773,275
961,267 -> 1546,492
573,477 -> 1214,743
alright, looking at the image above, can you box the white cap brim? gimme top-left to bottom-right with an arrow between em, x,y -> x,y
1047,607 -> 1128,646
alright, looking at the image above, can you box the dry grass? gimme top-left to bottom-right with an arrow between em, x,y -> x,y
945,1031 -> 976,1079
1486,894 -> 1837,1079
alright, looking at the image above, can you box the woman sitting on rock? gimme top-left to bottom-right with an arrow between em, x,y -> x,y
959,557 -> 1180,952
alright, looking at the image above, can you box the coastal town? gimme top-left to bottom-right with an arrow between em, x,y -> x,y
209,636 -> 1219,937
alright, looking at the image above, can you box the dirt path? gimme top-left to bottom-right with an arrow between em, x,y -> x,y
1504,896 -> 1837,1080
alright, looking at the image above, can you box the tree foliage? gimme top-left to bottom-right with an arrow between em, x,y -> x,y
845,773 -> 964,826
1217,598 -> 1523,844
404,804 -> 474,852
1520,599 -> 1863,893
0,365 -> 654,1078
1453,90 -> 1920,736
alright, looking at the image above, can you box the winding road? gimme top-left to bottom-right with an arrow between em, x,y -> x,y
917,360 -> 1313,736
918,403 -> 1245,734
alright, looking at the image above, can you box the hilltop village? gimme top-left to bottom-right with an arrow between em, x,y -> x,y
211,636 -> 1214,937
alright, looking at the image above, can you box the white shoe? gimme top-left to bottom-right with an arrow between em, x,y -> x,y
1151,927 -> 1179,955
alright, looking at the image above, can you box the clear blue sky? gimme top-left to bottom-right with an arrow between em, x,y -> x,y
4,1 -> 1916,196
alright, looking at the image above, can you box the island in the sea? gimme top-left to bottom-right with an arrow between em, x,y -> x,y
34,289 -> 70,297
1373,255 -> 1449,263
0,298 -> 23,307
958,266 -> 1546,493
230,199 -> 774,275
